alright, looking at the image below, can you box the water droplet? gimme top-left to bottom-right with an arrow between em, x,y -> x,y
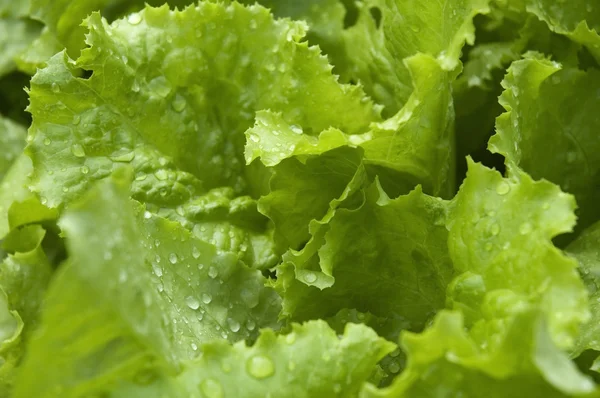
246,319 -> 256,331
172,94 -> 186,112
152,263 -> 163,277
51,83 -> 60,93
304,271 -> 317,283
119,269 -> 128,283
154,169 -> 168,181
551,75 -> 561,85
62,187 -> 69,193
542,203 -> 550,210
169,253 -> 178,264
333,384 -> 342,394
148,76 -> 171,98
489,223 -> 500,236
43,138 -> 51,146
285,333 -> 296,344
227,318 -> 240,332
80,166 -> 90,174
110,150 -> 135,162
290,124 -> 302,135
191,342 -> 198,351
198,263 -> 204,270
410,25 -> 420,32
191,246 -> 200,259
249,19 -> 257,29
484,242 -> 493,251
144,211 -> 152,219
199,378 -> 223,398
246,355 -> 275,379
201,293 -> 212,304
186,296 -> 200,310
388,361 -> 401,373
390,348 -> 400,357
131,80 -> 140,92
566,151 -> 577,164
249,134 -> 260,143
495,181 -> 510,195
128,13 -> 142,25
519,222 -> 532,235
72,115 -> 81,125
208,266 -> 219,279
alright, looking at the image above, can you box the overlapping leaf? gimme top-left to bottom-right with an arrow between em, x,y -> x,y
15,170 -> 281,398
490,56 -> 600,236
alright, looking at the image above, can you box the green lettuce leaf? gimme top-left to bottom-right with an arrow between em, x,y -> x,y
109,320 -> 395,398
0,156 -> 33,239
567,221 -> 600,356
274,179 -> 454,337
26,2 -> 378,208
360,53 -> 458,198
341,0 -> 490,115
0,1 -> 42,77
490,56 -> 600,236
0,225 -> 52,395
447,159 -> 587,348
525,0 -> 600,62
362,310 -> 595,397
0,116 -> 26,180
15,169 -> 281,398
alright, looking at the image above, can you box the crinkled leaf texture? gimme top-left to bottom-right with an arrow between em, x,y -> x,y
15,170 -> 281,398
0,226 -> 52,395
108,320 -> 395,398
567,221 -> 600,357
490,56 -> 600,237
362,160 -> 594,397
274,179 -> 454,336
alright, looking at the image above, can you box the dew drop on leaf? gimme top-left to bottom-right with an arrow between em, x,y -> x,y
172,94 -> 186,112
185,296 -> 200,310
127,13 -> 142,25
495,181 -> 510,195
192,246 -> 200,259
304,271 -> 317,283
199,378 -> 223,398
388,361 -> 401,373
201,293 -> 212,304
519,222 -> 532,235
489,223 -> 500,236
246,319 -> 256,331
152,263 -> 163,277
227,318 -> 240,332
246,355 -> 275,379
